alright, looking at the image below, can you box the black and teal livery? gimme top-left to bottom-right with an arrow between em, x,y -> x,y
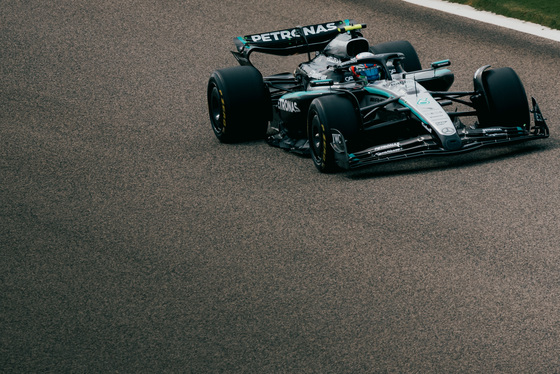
208,20 -> 549,172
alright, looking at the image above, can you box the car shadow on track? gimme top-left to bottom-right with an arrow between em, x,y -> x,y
346,142 -> 556,180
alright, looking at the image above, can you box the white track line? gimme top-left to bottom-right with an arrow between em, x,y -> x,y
402,0 -> 560,42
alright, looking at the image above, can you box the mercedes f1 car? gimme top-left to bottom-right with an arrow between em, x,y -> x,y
207,20 -> 549,172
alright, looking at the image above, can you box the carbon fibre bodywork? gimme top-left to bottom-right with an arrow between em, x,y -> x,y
211,20 -> 549,171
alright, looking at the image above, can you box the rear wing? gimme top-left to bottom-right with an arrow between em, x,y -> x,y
232,20 -> 364,65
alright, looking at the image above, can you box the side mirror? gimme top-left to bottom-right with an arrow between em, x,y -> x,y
431,59 -> 451,69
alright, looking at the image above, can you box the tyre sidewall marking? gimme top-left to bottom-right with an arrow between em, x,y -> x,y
321,123 -> 327,166
219,89 -> 227,133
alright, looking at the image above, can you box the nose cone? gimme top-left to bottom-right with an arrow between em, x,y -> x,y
442,133 -> 462,151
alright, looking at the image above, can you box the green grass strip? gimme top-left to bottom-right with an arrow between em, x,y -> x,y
445,0 -> 560,30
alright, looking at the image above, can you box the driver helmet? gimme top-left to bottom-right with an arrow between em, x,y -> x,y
351,63 -> 380,82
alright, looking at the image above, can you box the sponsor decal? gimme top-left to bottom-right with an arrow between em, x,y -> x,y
326,56 -> 342,64
441,127 -> 455,134
482,127 -> 503,133
376,148 -> 402,157
417,97 -> 431,105
373,142 -> 400,152
278,98 -> 300,113
247,22 -> 339,43
387,81 -> 406,88
307,69 -> 328,80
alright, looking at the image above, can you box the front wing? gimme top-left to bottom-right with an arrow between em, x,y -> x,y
334,98 -> 550,170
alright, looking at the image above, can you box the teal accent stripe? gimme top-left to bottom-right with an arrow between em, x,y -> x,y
397,98 -> 426,124
364,86 -> 391,98
282,90 -> 331,99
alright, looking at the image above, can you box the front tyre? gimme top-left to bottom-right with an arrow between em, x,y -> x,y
476,67 -> 530,129
308,95 -> 360,173
207,66 -> 270,143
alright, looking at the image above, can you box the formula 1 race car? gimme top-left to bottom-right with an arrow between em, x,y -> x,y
207,20 -> 549,172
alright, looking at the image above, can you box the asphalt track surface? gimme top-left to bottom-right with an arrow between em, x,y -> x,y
2,0 -> 560,372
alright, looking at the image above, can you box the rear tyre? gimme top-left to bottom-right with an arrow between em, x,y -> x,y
370,40 -> 422,72
476,67 -> 530,128
207,66 -> 270,143
308,95 -> 360,173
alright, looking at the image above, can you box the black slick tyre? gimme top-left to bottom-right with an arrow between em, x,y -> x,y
476,67 -> 530,129
207,66 -> 270,143
370,40 -> 422,72
307,95 -> 360,173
